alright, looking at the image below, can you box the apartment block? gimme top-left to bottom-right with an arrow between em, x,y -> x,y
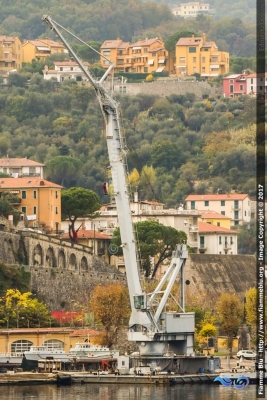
100,38 -> 171,74
185,194 -> 251,226
0,178 -> 62,231
22,39 -> 66,63
175,34 -> 229,78
198,221 -> 238,254
172,2 -> 212,18
0,36 -> 22,72
0,158 -> 45,178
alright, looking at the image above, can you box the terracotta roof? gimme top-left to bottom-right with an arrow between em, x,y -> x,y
0,36 -> 18,42
23,40 -> 50,47
101,40 -> 127,49
176,37 -> 203,46
140,200 -> 164,205
69,329 -> 101,337
131,38 -> 163,47
0,158 -> 44,167
148,47 -> 165,53
199,221 -> 237,233
0,178 -> 62,189
23,39 -> 64,48
186,194 -> 248,201
246,73 -> 267,78
62,229 -> 111,240
199,210 -> 230,219
202,41 -> 217,48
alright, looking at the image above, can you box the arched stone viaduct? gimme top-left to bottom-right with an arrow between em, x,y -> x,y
21,232 -> 126,310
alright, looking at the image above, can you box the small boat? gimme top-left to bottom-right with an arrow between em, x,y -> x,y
0,353 -> 23,366
22,346 -> 70,370
69,341 -> 119,363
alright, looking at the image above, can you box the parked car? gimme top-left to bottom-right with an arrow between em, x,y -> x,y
236,349 -> 257,359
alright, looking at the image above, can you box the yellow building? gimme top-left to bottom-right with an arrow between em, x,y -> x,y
100,37 -> 171,74
22,38 -> 66,63
175,34 -> 229,78
199,210 -> 231,229
0,36 -> 22,72
0,328 -> 100,354
0,178 -> 62,232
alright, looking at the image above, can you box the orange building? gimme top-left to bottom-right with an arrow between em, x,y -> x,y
0,36 -> 22,72
175,34 -> 229,78
100,37 -> 171,74
0,178 -> 62,232
22,38 -> 66,63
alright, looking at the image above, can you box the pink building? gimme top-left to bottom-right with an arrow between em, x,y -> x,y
222,74 -> 247,98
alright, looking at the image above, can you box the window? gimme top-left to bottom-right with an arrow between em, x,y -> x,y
221,200 -> 225,206
200,236 -> 205,247
55,191 -> 58,199
70,67 -> 73,71
33,206 -> 37,214
221,211 -> 225,215
211,56 -> 218,62
56,207 -> 58,215
251,78 -> 253,83
229,79 -> 234,83
234,210 -> 239,220
179,57 -> 185,63
260,86 -> 263,90
202,57 -> 206,62
144,48 -> 148,53
118,59 -> 124,65
60,67 -> 63,71
251,86 -> 253,91
13,168 -> 19,173
33,190 -> 37,199
240,84 -> 243,90
11,340 -> 33,352
230,85 -> 234,93
191,201 -> 195,210
234,200 -> 239,208
225,237 -> 228,245
202,67 -> 205,72
244,210 -> 246,216
193,57 -> 196,62
118,50 -> 123,55
144,67 -> 148,72
22,190 -> 26,199
103,50 -> 111,56
217,222 -> 220,226
29,166 -> 36,174
104,60 -> 110,65
189,47 -> 196,53
22,206 -> 26,213
230,237 -> 234,244
204,200 -> 209,206
219,236 -> 222,244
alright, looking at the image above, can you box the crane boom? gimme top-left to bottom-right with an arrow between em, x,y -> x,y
42,15 -> 194,356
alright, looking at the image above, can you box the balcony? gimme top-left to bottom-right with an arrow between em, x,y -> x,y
189,225 -> 198,232
188,241 -> 198,248
231,206 -> 241,211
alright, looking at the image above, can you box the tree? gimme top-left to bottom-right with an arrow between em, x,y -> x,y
245,287 -> 257,342
0,289 -> 53,328
46,156 -> 83,186
216,293 -> 242,357
89,283 -> 130,347
61,187 -> 100,243
112,220 -> 187,277
199,323 -> 217,353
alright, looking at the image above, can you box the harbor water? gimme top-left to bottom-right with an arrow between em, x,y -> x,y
0,383 -> 261,400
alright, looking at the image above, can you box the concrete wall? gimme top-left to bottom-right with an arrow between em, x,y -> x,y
112,81 -> 221,99
184,254 -> 256,304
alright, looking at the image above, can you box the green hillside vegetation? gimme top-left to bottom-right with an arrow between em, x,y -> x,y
0,0 -> 258,57
0,68 -> 262,207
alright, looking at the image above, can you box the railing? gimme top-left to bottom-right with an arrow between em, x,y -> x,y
189,225 -> 198,232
